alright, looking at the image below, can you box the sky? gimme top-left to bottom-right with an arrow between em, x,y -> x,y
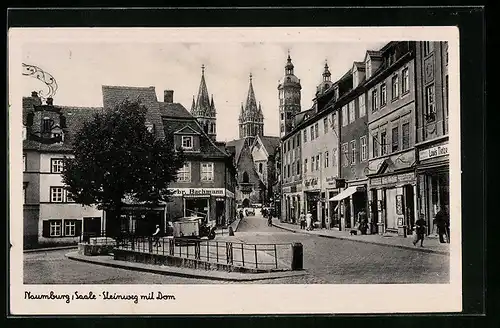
22,37 -> 386,141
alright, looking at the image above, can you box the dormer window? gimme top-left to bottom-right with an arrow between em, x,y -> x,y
146,123 -> 155,133
181,136 -> 193,150
42,117 -> 53,132
366,60 -> 372,78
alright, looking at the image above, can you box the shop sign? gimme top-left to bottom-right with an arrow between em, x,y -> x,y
419,143 -> 449,161
396,195 -> 404,215
168,188 -> 225,197
304,178 -> 318,187
370,172 -> 415,186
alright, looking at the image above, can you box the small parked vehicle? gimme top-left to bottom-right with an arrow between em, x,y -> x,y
172,216 -> 216,245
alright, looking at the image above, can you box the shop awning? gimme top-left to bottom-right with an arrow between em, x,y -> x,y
329,187 -> 361,201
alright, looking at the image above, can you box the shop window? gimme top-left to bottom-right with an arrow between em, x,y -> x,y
51,158 -> 64,173
392,126 -> 399,152
181,136 -> 193,150
201,162 -> 214,182
380,83 -> 387,107
392,75 -> 399,100
177,162 -> 191,182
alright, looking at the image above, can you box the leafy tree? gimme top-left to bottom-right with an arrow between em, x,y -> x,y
62,99 -> 184,236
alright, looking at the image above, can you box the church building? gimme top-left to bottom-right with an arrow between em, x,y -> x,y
227,74 -> 280,208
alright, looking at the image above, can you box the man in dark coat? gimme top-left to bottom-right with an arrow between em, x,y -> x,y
413,215 -> 427,247
434,206 -> 450,243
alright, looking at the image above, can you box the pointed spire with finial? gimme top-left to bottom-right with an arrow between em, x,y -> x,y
323,59 -> 331,82
285,50 -> 294,74
245,72 -> 258,116
193,64 -> 212,117
191,96 -> 196,113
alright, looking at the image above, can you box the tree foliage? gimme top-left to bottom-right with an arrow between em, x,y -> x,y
62,99 -> 185,213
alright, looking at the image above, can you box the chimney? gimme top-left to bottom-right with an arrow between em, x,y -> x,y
31,91 -> 38,98
46,98 -> 53,106
164,90 -> 174,103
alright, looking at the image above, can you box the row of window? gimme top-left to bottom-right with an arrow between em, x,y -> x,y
283,112 -> 338,154
22,156 -> 65,173
341,137 -> 368,167
177,162 -> 214,183
371,122 -> 411,158
42,219 -> 82,237
303,148 -> 339,174
50,187 -> 74,203
370,68 -> 410,114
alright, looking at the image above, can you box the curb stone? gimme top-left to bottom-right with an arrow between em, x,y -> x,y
24,245 -> 78,253
65,252 -> 307,282
272,223 -> 449,256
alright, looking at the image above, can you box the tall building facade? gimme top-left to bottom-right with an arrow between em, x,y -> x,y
414,41 -> 450,235
191,65 -> 217,142
278,54 -> 302,138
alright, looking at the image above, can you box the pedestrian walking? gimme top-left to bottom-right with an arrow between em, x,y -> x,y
152,224 -> 161,247
434,206 -> 449,243
413,214 -> 427,247
306,212 -> 313,231
299,211 -> 306,230
239,210 -> 244,221
357,210 -> 368,235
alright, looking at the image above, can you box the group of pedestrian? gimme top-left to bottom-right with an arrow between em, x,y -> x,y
413,205 -> 450,247
299,211 -> 314,230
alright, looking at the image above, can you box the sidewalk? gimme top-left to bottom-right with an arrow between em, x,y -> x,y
66,251 -> 305,282
273,220 -> 450,256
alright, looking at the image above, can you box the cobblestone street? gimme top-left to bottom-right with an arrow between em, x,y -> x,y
24,213 -> 449,284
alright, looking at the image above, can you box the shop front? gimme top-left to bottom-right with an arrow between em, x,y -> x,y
282,184 -> 302,224
416,140 -> 449,235
325,176 -> 344,229
330,181 -> 366,232
167,188 -> 235,227
369,171 -> 417,237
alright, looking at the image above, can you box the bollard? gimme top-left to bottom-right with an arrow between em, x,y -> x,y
228,226 -> 234,236
291,242 -> 303,270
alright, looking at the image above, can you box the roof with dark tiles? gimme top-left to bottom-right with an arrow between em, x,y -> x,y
159,102 -> 193,119
257,135 -> 280,157
102,85 -> 165,139
23,95 -> 103,152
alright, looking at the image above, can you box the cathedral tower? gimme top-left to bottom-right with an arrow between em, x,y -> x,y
316,60 -> 332,97
278,52 -> 302,138
191,65 -> 217,141
239,73 -> 264,145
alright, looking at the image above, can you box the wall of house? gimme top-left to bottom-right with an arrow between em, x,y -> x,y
169,158 -> 227,189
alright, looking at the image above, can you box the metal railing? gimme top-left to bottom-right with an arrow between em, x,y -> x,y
115,236 -> 292,270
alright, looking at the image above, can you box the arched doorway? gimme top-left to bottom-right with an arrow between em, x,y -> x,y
242,198 -> 250,208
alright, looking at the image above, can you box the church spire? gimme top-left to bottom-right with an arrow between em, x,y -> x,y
245,73 -> 257,114
193,64 -> 211,117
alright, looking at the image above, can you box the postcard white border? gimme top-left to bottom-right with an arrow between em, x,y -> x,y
9,27 -> 462,315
